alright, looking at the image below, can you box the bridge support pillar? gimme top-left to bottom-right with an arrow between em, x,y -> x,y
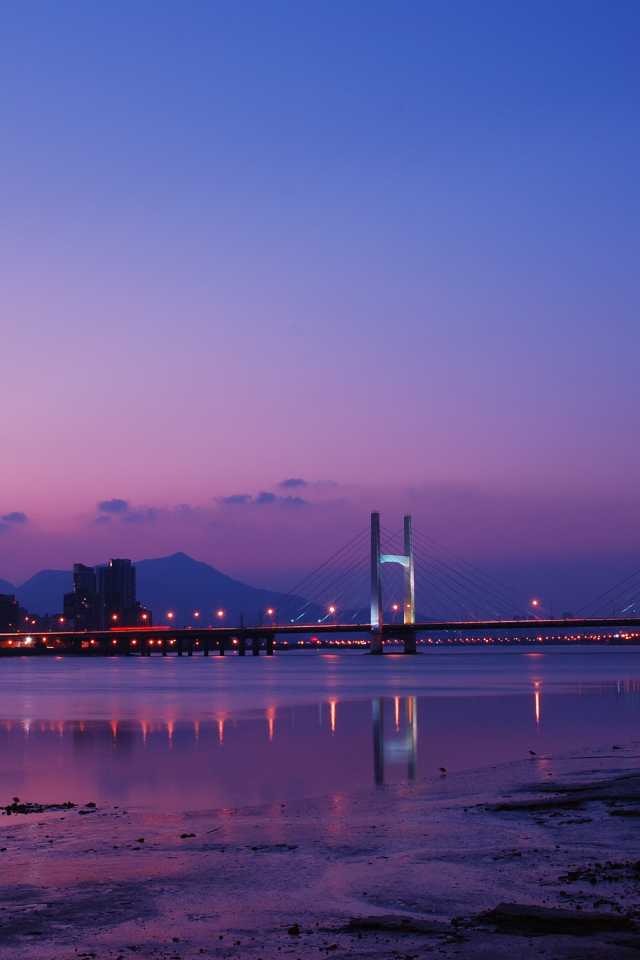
219,636 -> 225,656
162,638 -> 167,656
204,636 -> 209,656
266,636 -> 274,656
188,637 -> 193,656
403,631 -> 417,654
252,636 -> 260,656
238,634 -> 246,656
370,513 -> 383,653
177,637 -> 183,656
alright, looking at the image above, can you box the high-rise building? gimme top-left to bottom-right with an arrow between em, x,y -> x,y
0,594 -> 26,633
63,563 -> 100,631
97,559 -> 151,628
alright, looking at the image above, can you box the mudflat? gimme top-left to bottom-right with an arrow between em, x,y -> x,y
2,744 -> 640,959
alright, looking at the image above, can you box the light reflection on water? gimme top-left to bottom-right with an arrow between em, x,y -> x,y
0,649 -> 639,811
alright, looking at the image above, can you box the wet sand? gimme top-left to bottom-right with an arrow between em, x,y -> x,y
2,744 -> 640,959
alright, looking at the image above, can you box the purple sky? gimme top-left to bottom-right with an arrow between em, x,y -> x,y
1,2 -> 640,604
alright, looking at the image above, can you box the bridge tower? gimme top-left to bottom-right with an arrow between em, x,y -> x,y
370,512 -> 415,654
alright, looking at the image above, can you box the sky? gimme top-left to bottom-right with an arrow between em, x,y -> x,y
1,1 -> 640,606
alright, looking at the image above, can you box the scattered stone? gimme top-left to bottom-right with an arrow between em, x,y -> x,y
287,924 -> 300,936
344,916 -> 451,935
476,901 -> 636,936
2,800 -> 75,816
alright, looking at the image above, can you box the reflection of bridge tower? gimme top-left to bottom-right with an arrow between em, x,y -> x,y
372,696 -> 418,785
370,512 -> 416,654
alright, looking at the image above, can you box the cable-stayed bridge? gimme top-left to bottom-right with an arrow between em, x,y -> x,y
2,512 -> 640,655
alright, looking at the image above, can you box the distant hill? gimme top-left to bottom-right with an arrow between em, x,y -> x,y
10,553 -> 316,627
134,552 -> 313,627
15,570 -> 72,616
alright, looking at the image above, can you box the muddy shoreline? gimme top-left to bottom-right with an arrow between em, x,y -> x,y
2,744 -> 640,958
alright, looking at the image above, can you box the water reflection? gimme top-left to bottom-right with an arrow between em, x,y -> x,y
372,697 -> 418,785
0,686 -> 638,811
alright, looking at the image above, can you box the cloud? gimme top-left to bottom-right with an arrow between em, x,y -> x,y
97,498 -> 130,514
219,490 -> 308,507
279,478 -> 307,488
123,507 -> 161,523
94,500 -> 164,524
220,494 -> 253,505
2,512 -> 27,523
255,492 -> 277,505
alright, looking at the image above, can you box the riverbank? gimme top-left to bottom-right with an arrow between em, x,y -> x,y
1,743 -> 640,958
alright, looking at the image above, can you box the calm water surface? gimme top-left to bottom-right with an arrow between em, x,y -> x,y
1,648 -> 639,811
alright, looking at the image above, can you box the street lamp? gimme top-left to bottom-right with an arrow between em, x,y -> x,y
391,603 -> 399,623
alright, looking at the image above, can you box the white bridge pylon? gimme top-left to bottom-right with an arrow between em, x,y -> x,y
370,512 -> 416,654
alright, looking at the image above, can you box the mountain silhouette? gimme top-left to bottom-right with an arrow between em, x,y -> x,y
134,552 -> 313,627
15,570 -> 72,615
10,553 -> 315,627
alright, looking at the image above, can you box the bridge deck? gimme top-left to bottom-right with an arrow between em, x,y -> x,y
1,615 -> 639,648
